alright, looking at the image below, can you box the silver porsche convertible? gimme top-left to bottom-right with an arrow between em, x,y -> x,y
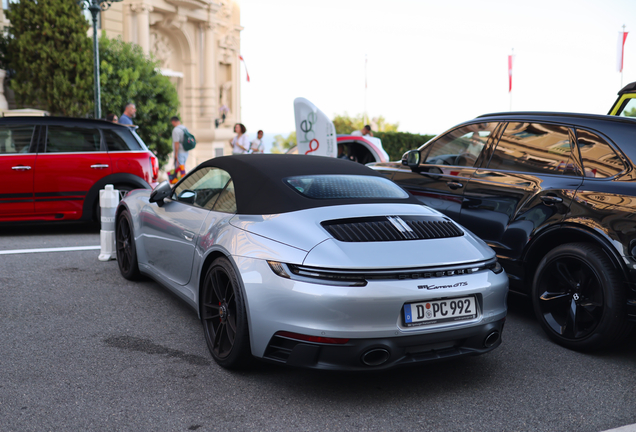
115,154 -> 508,370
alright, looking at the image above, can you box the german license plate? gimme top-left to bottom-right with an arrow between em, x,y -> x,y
404,296 -> 477,327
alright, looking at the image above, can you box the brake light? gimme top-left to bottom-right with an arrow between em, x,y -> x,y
149,155 -> 159,182
276,331 -> 349,345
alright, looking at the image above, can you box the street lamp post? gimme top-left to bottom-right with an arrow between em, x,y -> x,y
79,0 -> 122,119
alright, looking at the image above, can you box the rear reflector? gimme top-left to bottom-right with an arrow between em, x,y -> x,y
276,331 -> 349,345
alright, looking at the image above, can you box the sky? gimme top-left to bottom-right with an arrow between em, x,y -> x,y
238,0 -> 636,142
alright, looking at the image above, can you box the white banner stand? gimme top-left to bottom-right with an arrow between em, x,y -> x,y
98,185 -> 119,261
294,97 -> 337,158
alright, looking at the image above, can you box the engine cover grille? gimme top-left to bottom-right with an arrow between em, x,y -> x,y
321,215 -> 464,242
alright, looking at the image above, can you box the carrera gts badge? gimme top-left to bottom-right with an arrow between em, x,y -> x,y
419,281 -> 468,290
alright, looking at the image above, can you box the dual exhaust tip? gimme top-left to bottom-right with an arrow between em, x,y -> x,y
361,348 -> 391,366
360,331 -> 501,367
484,330 -> 500,348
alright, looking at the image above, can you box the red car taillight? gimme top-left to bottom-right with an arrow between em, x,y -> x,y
150,155 -> 159,182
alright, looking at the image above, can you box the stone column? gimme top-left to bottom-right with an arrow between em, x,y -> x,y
123,4 -> 134,43
132,4 -> 152,55
203,19 -> 216,120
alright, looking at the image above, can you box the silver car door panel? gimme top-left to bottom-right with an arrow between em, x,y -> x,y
138,199 -> 207,286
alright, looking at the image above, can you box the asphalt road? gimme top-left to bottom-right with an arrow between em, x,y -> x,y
1,223 -> 635,432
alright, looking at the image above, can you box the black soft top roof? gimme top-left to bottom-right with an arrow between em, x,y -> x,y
199,154 -> 419,215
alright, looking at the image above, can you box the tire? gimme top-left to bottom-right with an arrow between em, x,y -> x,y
115,210 -> 141,280
532,242 -> 632,350
200,257 -> 251,369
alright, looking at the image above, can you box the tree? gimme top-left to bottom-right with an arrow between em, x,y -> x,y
374,131 -> 435,160
5,0 -> 94,116
270,131 -> 296,153
99,36 -> 179,165
332,112 -> 399,134
624,106 -> 636,117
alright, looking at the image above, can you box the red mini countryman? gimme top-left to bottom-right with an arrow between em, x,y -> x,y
0,116 -> 158,222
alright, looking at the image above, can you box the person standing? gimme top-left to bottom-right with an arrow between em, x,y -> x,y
171,116 -> 189,169
119,103 -> 136,125
106,113 -> 118,123
250,130 -> 265,153
230,123 -> 249,154
351,124 -> 373,137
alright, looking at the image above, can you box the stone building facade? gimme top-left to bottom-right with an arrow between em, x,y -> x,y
0,0 -> 243,169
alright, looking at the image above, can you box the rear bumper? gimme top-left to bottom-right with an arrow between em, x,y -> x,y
262,318 -> 505,371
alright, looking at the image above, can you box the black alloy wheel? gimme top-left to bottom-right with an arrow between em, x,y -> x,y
116,184 -> 134,202
532,243 -> 631,350
201,257 -> 251,368
115,211 -> 141,280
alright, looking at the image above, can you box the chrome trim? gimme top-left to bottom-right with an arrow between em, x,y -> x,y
267,257 -> 502,286
387,216 -> 418,239
11,166 -> 32,170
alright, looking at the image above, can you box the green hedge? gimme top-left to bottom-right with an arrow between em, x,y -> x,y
373,131 -> 436,161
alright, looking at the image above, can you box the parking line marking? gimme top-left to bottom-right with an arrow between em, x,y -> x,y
0,245 -> 101,255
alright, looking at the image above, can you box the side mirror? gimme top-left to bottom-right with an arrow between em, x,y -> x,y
402,150 -> 421,169
177,190 -> 197,205
149,180 -> 172,207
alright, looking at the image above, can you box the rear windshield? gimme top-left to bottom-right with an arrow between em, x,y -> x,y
284,175 -> 409,199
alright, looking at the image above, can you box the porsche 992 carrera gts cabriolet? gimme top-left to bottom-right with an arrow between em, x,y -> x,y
115,154 -> 508,370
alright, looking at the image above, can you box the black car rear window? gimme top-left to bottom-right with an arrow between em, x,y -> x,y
111,128 -> 142,150
284,175 -> 409,199
103,129 -> 129,151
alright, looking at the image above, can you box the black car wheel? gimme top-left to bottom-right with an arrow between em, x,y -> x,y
532,243 -> 631,350
115,210 -> 141,280
201,257 -> 251,368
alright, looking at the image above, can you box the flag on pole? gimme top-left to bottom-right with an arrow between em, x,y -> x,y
617,31 -> 629,72
239,55 -> 250,82
508,55 -> 513,92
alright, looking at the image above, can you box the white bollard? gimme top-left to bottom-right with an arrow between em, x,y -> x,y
98,184 -> 119,262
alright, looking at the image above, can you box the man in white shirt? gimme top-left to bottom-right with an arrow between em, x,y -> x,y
351,125 -> 373,137
171,116 -> 189,168
250,130 -> 265,153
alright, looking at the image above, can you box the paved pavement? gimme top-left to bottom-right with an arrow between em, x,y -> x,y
1,223 -> 635,431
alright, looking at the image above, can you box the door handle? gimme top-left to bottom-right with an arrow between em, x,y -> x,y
183,231 -> 195,241
90,164 -> 109,169
11,166 -> 32,170
446,181 -> 464,190
541,195 -> 563,205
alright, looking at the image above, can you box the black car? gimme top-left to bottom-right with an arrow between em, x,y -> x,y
369,112 -> 636,350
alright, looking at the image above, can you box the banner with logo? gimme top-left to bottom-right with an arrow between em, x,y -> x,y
293,97 -> 337,158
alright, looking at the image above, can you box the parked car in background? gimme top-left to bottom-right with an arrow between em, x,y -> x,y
369,112 -> 636,351
286,135 -> 390,164
608,81 -> 636,116
0,117 -> 158,222
115,154 -> 508,370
